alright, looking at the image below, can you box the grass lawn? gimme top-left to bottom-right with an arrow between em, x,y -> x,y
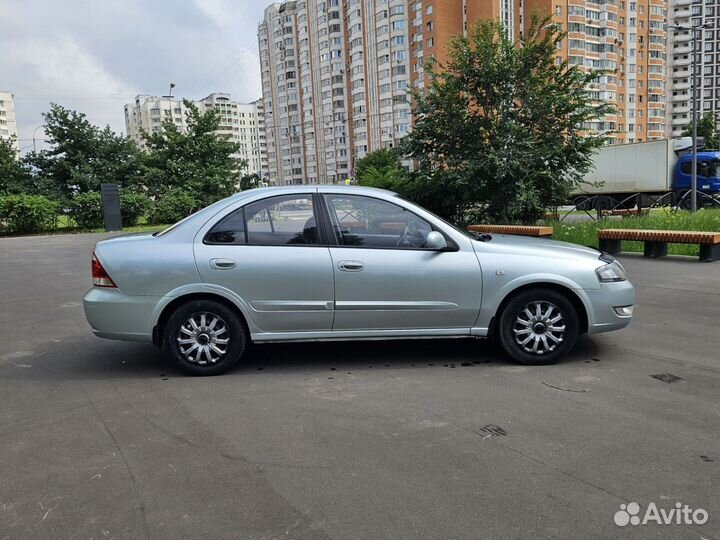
550,208 -> 720,257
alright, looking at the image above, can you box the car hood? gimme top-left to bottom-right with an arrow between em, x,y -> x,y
472,234 -> 602,263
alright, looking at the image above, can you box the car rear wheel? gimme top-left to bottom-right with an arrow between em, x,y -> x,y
164,300 -> 246,376
497,288 -> 579,365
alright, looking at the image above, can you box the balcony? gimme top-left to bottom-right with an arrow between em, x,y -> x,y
671,116 -> 689,126
674,33 -> 691,43
673,45 -> 691,55
673,82 -> 691,91
673,105 -> 690,114
672,92 -> 689,101
673,8 -> 691,18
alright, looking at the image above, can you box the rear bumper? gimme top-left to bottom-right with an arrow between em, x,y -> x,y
585,280 -> 635,335
83,288 -> 159,343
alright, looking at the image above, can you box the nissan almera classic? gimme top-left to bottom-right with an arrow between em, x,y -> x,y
83,186 -> 634,375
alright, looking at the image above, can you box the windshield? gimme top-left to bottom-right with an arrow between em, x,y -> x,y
710,160 -> 720,179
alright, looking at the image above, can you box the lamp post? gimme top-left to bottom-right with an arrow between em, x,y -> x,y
668,22 -> 712,212
32,125 -> 44,152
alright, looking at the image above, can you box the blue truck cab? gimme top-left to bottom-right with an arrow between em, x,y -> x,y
674,151 -> 720,193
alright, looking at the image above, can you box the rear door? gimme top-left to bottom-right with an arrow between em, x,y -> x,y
195,193 -> 334,334
322,193 -> 482,331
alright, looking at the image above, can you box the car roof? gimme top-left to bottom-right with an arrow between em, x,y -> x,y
227,184 -> 398,200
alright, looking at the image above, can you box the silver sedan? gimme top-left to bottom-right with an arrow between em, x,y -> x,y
83,186 -> 634,375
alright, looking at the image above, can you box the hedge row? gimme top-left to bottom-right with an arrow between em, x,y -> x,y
0,190 -> 197,235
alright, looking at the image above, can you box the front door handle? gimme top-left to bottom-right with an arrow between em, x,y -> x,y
210,258 -> 236,270
337,260 -> 364,272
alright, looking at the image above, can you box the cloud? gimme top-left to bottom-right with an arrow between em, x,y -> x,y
0,0 -> 266,152
3,36 -> 137,151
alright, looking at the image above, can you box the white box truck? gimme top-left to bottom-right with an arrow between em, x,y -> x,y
572,138 -> 720,210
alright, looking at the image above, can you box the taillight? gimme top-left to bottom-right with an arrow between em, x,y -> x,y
92,253 -> 117,288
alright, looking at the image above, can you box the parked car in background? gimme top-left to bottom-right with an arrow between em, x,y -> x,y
83,186 -> 634,375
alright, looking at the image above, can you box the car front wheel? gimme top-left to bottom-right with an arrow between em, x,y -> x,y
164,299 -> 246,376
497,288 -> 579,365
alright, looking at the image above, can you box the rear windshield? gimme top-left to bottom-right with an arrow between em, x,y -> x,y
153,197 -> 237,237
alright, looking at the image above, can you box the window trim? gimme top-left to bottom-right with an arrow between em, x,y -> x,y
203,193 -> 329,247
321,194 -> 458,252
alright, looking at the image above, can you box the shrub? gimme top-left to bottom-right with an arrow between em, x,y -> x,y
149,189 -> 197,225
120,191 -> 152,227
68,192 -> 104,229
0,194 -> 59,234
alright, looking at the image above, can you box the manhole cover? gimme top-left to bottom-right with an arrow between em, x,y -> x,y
479,424 -> 507,437
651,373 -> 682,384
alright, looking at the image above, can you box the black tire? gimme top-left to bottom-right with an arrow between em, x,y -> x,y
497,288 -> 579,365
164,300 -> 246,376
572,196 -> 591,211
594,196 -> 614,212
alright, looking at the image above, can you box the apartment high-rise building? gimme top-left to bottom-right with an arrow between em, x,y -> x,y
124,95 -> 188,151
549,0 -> 668,143
667,0 -> 720,139
409,0 -> 523,89
0,91 -> 19,153
258,0 -> 412,185
196,93 -> 268,178
410,0 -> 668,144
252,98 -> 270,180
124,93 -> 268,178
258,0 -> 667,183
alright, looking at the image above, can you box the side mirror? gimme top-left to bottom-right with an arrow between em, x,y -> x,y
425,231 -> 448,250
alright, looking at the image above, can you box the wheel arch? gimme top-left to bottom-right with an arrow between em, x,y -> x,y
152,292 -> 251,347
489,282 -> 589,339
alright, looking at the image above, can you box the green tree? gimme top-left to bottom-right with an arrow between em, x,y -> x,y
355,148 -> 408,191
240,172 -> 261,190
0,137 -> 31,196
24,104 -> 143,203
681,112 -> 719,150
141,100 -> 244,208
403,16 -> 610,224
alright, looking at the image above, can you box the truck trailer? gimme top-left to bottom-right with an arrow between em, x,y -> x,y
573,138 -> 720,211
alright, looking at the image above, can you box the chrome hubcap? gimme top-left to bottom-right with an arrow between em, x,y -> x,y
176,312 -> 230,365
513,301 -> 566,355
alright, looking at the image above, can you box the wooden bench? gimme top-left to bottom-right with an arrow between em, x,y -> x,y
468,225 -> 553,237
598,229 -> 720,262
601,208 -> 650,217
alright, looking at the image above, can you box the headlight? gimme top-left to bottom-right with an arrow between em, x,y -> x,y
596,260 -> 627,282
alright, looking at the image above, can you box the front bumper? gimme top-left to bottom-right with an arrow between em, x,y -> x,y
83,288 -> 160,343
585,279 -> 635,335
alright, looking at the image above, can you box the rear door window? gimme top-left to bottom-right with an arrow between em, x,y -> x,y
205,194 -> 319,246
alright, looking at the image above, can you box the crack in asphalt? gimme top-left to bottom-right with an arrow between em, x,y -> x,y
80,385 -> 151,540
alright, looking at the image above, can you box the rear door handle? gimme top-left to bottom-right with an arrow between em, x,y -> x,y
210,258 -> 236,270
337,260 -> 364,272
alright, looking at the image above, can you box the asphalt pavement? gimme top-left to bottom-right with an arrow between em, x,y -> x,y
1,232 -> 719,540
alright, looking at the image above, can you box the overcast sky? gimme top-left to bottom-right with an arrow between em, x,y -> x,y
0,0 -> 268,153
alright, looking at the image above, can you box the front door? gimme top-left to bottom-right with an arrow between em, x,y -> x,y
322,194 -> 482,331
195,193 -> 334,334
